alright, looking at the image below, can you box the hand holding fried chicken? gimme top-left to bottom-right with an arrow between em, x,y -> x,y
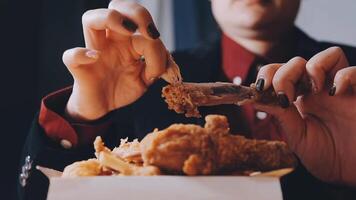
254,47 -> 356,187
63,0 -> 180,122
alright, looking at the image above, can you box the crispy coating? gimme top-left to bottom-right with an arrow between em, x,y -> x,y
140,125 -> 216,175
112,138 -> 143,164
161,82 -> 284,118
63,115 -> 296,177
162,83 -> 200,117
94,136 -> 160,176
141,115 -> 297,175
205,115 -> 296,172
94,136 -> 111,157
160,53 -> 183,84
62,159 -> 106,177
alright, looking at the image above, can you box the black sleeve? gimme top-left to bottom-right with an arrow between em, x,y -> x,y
17,113 -> 97,200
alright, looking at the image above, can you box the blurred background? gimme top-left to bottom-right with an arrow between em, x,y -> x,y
1,0 -> 355,199
144,0 -> 356,50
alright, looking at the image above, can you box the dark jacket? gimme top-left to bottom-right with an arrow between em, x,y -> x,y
19,28 -> 356,200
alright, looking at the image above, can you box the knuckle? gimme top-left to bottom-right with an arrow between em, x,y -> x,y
82,9 -> 94,25
258,65 -> 269,73
272,69 -> 289,87
305,61 -> 314,71
62,50 -> 71,65
257,66 -> 269,77
69,47 -> 82,57
108,0 -> 116,8
147,38 -> 163,49
62,48 -> 81,66
306,59 -> 323,72
63,49 -> 72,59
290,56 -> 307,65
135,6 -> 151,20
106,9 -> 120,21
260,64 -> 278,74
330,46 -> 348,65
335,70 -> 350,82
329,46 -> 343,55
272,76 -> 283,88
110,1 -> 151,21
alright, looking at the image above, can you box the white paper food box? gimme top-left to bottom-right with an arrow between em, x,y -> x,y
38,166 -> 292,200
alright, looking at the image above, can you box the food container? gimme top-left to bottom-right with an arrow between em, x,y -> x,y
38,166 -> 293,200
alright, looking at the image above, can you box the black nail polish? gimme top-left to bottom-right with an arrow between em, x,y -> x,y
256,78 -> 265,92
277,92 -> 290,108
329,85 -> 336,96
147,23 -> 160,39
122,19 -> 138,32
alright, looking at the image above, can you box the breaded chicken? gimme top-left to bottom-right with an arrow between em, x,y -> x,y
62,115 -> 296,177
140,115 -> 297,175
62,159 -> 108,177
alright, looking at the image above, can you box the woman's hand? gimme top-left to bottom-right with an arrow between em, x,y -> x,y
255,47 -> 356,186
63,0 -> 172,121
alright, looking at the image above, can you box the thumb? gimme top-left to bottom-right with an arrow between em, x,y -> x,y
254,101 -> 306,152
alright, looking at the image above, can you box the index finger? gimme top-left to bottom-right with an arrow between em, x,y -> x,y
109,0 -> 160,40
306,47 -> 349,93
132,35 -> 167,86
82,8 -> 137,50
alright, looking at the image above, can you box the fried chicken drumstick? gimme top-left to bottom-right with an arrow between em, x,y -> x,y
162,82 -> 311,117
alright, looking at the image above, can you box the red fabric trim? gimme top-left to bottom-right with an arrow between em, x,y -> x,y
222,34 -> 256,83
221,34 -> 283,141
39,87 -> 112,147
39,87 -> 78,146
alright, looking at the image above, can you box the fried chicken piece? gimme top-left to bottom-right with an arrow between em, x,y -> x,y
162,83 -> 262,118
205,115 -> 297,172
99,151 -> 160,176
112,138 -> 143,164
94,137 -> 161,176
160,52 -> 182,85
63,115 -> 296,177
141,115 -> 297,175
140,125 -> 217,175
162,81 -> 311,118
162,83 -> 200,117
62,159 -> 109,177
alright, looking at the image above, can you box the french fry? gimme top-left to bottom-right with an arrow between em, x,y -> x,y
98,151 -> 134,175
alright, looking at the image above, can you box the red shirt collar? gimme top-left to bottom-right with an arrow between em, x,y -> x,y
221,34 -> 257,83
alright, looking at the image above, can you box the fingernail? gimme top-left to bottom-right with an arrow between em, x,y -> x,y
85,50 -> 99,59
277,92 -> 290,108
256,78 -> 265,92
122,18 -> 138,32
329,84 -> 336,96
147,23 -> 160,39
